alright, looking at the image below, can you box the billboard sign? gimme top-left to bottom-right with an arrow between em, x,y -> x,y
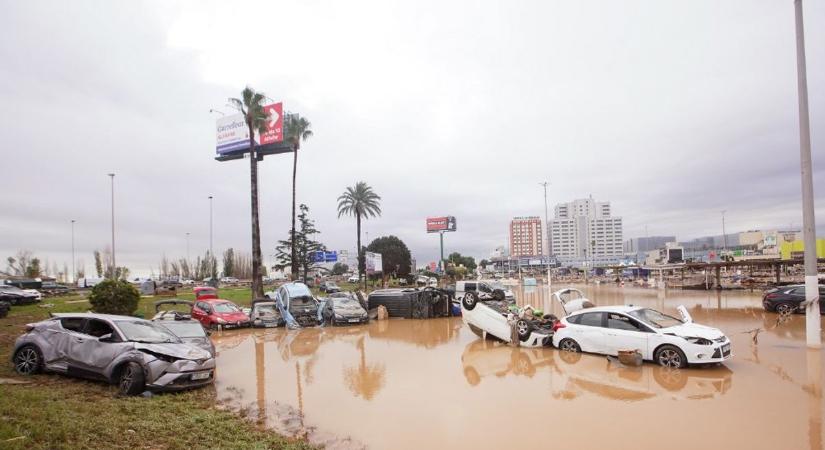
311,251 -> 338,263
428,261 -> 437,272
426,216 -> 457,233
215,102 -> 283,155
365,252 -> 383,274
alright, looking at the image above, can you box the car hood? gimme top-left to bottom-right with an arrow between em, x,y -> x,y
179,337 -> 215,355
661,323 -> 725,340
134,342 -> 212,360
334,304 -> 366,316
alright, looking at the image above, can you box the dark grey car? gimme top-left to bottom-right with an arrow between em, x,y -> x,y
12,313 -> 215,395
322,292 -> 369,325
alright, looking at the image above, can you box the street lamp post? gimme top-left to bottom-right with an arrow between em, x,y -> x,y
186,232 -> 190,264
71,220 -> 76,284
792,0 -> 820,348
539,181 -> 552,290
108,173 -> 116,278
209,195 -> 214,277
721,210 -> 727,251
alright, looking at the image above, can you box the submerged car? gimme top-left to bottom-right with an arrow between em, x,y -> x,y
12,313 -> 215,395
553,305 -> 731,368
152,300 -> 214,355
0,285 -> 41,305
265,282 -> 319,327
321,292 -> 369,325
319,281 -> 341,293
762,284 -> 825,314
250,299 -> 282,328
461,292 -> 559,348
191,299 -> 250,329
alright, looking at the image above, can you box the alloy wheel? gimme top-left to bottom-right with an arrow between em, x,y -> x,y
658,349 -> 682,367
517,321 -> 529,336
15,348 -> 38,374
560,340 -> 578,352
120,365 -> 134,392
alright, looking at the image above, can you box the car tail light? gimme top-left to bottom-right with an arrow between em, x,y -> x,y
764,293 -> 779,300
552,322 -> 566,332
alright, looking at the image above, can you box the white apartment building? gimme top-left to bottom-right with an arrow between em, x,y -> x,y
550,197 -> 623,266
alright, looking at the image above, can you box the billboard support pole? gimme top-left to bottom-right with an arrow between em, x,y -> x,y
440,231 -> 444,271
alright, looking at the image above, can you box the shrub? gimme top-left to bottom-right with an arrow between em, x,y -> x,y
88,279 -> 140,316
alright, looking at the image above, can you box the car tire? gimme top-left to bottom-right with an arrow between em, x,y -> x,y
654,345 -> 688,369
492,289 -> 505,301
118,362 -> 146,396
13,345 -> 43,375
775,302 -> 795,315
516,319 -> 533,342
558,338 -> 581,353
462,292 -> 478,310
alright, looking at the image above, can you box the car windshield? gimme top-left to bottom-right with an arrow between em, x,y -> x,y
0,285 -> 23,293
335,298 -> 360,307
628,308 -> 683,328
213,302 -> 240,313
291,296 -> 315,307
117,321 -> 180,343
160,321 -> 206,338
254,304 -> 277,313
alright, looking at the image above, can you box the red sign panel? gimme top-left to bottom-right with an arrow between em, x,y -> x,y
260,103 -> 283,144
426,216 -> 456,233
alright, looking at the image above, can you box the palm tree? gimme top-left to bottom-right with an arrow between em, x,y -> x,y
337,182 -> 381,291
285,113 -> 313,280
229,86 -> 269,299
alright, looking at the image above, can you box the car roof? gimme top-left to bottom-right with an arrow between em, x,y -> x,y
568,305 -> 643,315
199,298 -> 233,304
51,312 -> 148,322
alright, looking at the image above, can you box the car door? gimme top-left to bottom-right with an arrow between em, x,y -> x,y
191,301 -> 209,326
46,317 -> 87,370
67,319 -> 123,376
570,312 -> 606,354
604,312 -> 651,357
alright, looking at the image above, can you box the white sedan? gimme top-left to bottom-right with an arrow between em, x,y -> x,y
552,305 -> 731,368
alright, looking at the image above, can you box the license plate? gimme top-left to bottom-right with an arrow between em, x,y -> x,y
722,344 -> 731,354
264,322 -> 277,328
348,318 -> 360,323
191,371 -> 211,380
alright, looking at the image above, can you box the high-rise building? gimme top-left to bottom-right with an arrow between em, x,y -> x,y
550,197 -> 623,266
624,236 -> 676,253
509,216 -> 543,257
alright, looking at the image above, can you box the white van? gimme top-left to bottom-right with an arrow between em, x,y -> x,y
76,277 -> 105,288
454,280 -> 514,301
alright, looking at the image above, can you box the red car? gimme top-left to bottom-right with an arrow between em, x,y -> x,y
191,298 -> 250,329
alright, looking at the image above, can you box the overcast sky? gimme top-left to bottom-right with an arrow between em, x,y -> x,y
1,0 -> 823,276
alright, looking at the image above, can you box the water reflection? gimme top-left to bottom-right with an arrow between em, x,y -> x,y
460,339 -> 732,400
343,336 -> 386,400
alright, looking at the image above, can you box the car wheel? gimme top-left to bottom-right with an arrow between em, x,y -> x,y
118,362 -> 146,396
462,292 -> 478,310
13,345 -> 43,375
775,302 -> 795,315
654,345 -> 688,369
558,338 -> 581,353
516,319 -> 532,342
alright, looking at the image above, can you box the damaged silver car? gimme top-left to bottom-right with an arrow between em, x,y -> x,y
11,313 -> 215,395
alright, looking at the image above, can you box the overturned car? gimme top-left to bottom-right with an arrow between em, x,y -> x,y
265,282 -> 320,328
461,292 -> 561,348
12,313 -> 215,395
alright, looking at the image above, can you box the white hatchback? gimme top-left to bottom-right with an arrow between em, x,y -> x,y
552,305 -> 731,368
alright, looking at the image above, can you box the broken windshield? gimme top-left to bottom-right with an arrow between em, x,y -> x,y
118,321 -> 180,343
628,308 -> 683,329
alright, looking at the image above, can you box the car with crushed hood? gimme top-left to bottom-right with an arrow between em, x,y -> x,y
191,298 -> 250,329
265,282 -> 319,327
0,284 -> 41,305
321,292 -> 369,325
250,299 -> 282,328
12,313 -> 215,395
152,300 -> 215,355
553,305 -> 731,368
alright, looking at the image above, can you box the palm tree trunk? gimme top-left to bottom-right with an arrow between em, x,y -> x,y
290,148 -> 298,280
249,127 -> 264,299
357,214 -> 364,291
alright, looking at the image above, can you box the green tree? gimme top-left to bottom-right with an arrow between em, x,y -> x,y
448,252 -> 477,271
337,182 -> 382,290
94,250 -> 103,277
88,279 -> 139,316
229,86 -> 269,299
285,113 -> 313,280
331,262 -> 349,276
366,236 -> 412,277
275,204 -> 326,281
223,248 -> 235,277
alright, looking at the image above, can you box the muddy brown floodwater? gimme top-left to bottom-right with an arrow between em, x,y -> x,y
212,285 -> 824,450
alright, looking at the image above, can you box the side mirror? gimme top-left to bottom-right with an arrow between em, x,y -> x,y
99,333 -> 114,342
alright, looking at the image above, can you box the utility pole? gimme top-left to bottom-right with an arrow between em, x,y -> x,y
721,210 -> 727,251
71,220 -> 76,284
108,173 -> 116,278
209,195 -> 214,278
793,0 -> 820,348
186,232 -> 190,263
539,181 -> 552,290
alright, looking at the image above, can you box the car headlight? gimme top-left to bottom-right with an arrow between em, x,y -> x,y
683,336 -> 712,345
216,318 -> 227,324
334,314 -> 343,319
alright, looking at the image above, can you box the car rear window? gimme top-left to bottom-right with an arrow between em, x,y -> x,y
61,317 -> 85,332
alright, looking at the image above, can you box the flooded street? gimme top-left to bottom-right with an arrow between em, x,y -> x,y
212,285 -> 824,450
